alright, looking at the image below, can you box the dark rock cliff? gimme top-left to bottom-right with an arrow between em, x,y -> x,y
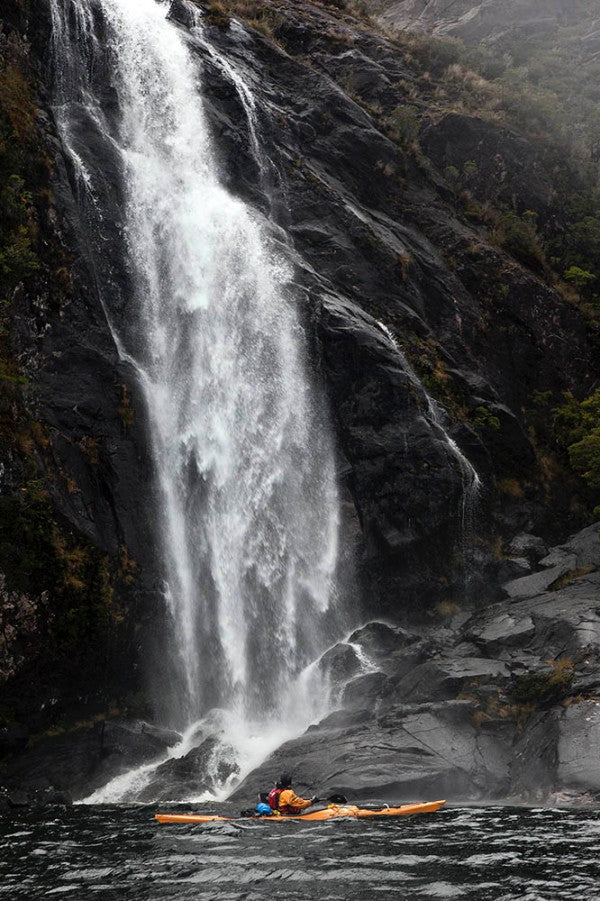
0,0 -> 599,801
0,0 -> 162,734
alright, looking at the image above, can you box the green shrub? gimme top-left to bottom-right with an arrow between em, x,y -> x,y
444,165 -> 460,185
564,266 -> 596,291
203,3 -> 230,27
569,432 -> 600,493
0,224 -> 39,280
473,406 -> 500,431
491,210 -> 546,271
512,662 -> 574,706
500,84 -> 563,141
553,390 -> 600,503
386,105 -> 420,147
398,33 -> 464,75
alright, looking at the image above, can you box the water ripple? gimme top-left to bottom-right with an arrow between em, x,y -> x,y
1,806 -> 600,900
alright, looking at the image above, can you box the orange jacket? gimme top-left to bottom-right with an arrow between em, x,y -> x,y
278,788 -> 312,815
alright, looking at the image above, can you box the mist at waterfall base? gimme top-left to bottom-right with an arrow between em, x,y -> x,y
50,0 -> 348,801
3,806 -> 600,900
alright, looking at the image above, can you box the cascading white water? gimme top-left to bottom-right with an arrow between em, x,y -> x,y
376,321 -> 481,530
340,197 -> 481,529
50,0 -> 341,797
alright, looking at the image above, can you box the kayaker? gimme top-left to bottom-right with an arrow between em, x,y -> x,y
270,772 -> 318,815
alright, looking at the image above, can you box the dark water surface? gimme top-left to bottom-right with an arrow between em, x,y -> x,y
1,805 -> 599,900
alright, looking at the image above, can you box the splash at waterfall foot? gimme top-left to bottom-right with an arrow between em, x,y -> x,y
85,657 -> 342,804
83,712 -> 277,805
84,629 -> 381,804
0,631 -> 378,805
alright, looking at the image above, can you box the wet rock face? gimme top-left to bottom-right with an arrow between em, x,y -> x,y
0,576 -> 45,684
318,296 -> 466,607
235,524 -> 600,805
233,699 -> 514,804
319,643 -> 365,686
136,737 -> 240,802
0,719 -> 181,801
0,0 -> 163,730
420,114 -> 556,219
348,621 -> 418,658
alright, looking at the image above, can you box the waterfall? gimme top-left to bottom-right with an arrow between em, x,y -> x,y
376,321 -> 481,531
50,0 -> 341,797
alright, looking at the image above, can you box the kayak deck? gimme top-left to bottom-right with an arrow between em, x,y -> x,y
155,800 -> 445,824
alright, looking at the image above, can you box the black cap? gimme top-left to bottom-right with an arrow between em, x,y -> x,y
279,772 -> 292,788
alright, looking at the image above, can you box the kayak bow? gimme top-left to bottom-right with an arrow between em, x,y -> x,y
155,800 -> 446,824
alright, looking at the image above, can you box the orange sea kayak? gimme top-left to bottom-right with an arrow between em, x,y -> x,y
155,800 -> 445,824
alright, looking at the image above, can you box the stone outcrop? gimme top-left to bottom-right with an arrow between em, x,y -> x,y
233,523 -> 600,805
1,719 -> 181,802
376,0 -> 596,49
135,737 -> 240,803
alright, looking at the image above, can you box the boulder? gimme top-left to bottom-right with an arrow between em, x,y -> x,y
342,671 -> 388,709
99,720 -> 180,761
392,657 -> 511,703
503,560 -> 576,599
348,621 -> 419,658
136,737 -> 240,802
505,533 -> 548,560
508,571 -> 600,656
557,701 -> 600,793
538,549 -> 576,568
467,611 -> 535,655
231,699 -> 513,803
318,643 -> 364,687
510,700 -> 600,802
497,557 -> 532,583
568,522 -> 600,569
